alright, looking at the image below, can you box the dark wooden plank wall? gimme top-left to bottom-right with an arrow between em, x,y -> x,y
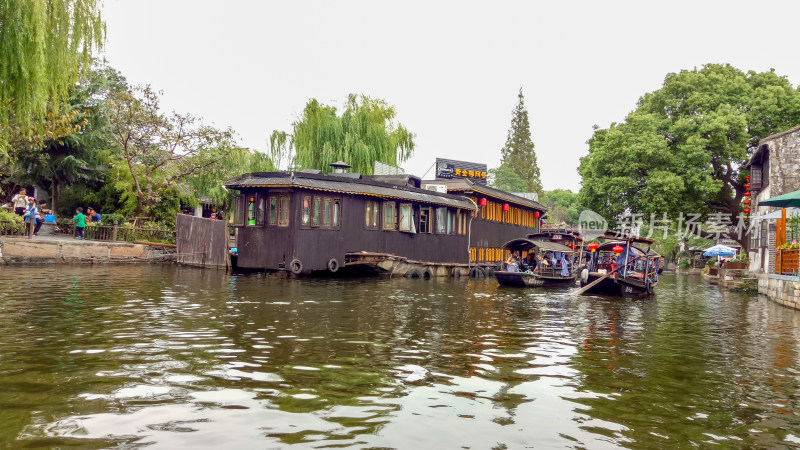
176,214 -> 228,269
236,189 -> 470,272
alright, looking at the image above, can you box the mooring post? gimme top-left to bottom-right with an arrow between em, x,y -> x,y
111,225 -> 118,242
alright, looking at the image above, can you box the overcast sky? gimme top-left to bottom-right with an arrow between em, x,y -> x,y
101,0 -> 800,192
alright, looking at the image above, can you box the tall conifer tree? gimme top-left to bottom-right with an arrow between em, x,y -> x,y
500,89 -> 542,194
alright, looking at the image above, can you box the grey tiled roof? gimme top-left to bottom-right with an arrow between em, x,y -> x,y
225,172 -> 477,211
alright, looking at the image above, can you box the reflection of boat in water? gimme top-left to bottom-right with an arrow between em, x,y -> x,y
579,233 -> 662,296
494,229 -> 583,288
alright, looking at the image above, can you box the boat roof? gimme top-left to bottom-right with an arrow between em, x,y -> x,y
528,228 -> 583,241
225,171 -> 477,211
502,238 -> 575,253
421,178 -> 546,211
595,241 -> 661,256
596,231 -> 655,244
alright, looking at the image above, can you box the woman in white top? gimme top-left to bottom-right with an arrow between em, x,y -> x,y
11,189 -> 28,216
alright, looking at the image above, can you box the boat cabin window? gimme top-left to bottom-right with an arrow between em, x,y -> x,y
365,200 -> 379,229
383,201 -> 397,230
333,199 -> 341,227
255,195 -> 266,226
278,196 -> 290,227
323,198 -> 332,226
247,196 -> 257,226
436,207 -> 447,234
233,195 -> 245,226
457,211 -> 467,235
419,207 -> 431,233
268,196 -> 278,225
399,203 -> 413,232
302,196 -> 311,226
447,209 -> 455,234
312,197 -> 321,227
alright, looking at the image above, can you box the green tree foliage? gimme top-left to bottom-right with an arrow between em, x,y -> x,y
500,89 -> 542,194
541,189 -> 581,224
185,147 -> 275,207
270,94 -> 415,174
579,64 -> 800,224
0,0 -> 104,152
104,85 -> 236,217
5,64 -> 126,213
488,164 -> 527,192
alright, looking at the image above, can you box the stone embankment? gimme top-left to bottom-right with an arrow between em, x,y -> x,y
0,236 -> 175,265
758,274 -> 800,310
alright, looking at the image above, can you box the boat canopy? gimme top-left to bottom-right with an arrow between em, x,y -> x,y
502,239 -> 574,253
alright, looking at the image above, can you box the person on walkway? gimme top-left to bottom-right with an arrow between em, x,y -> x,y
2,201 -> 13,211
73,207 -> 86,240
86,207 -> 102,222
12,189 -> 28,216
24,197 -> 39,235
35,200 -> 51,236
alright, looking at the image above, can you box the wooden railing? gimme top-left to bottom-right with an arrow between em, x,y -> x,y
56,222 -> 175,244
0,220 -> 175,245
776,249 -> 799,276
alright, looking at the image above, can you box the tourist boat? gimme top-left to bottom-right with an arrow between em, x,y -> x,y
579,233 -> 662,296
222,163 -> 546,277
494,229 -> 583,288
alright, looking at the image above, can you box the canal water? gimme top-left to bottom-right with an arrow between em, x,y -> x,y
1,265 -> 799,448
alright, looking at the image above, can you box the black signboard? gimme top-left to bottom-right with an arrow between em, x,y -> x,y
435,158 -> 488,185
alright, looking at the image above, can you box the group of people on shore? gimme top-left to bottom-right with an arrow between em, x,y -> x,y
2,189 -> 102,238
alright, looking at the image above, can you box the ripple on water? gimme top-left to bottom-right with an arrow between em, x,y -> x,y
2,268 -> 800,448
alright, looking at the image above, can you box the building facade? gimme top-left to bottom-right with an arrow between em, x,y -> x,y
747,125 -> 800,273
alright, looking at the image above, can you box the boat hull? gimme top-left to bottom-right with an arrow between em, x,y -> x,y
495,271 -> 577,288
580,273 -> 655,296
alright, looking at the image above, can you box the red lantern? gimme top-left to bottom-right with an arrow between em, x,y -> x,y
588,242 -> 599,253
744,192 -> 751,197
744,200 -> 751,205
479,198 -> 487,206
534,211 -> 540,218
744,208 -> 751,214
612,245 -> 624,255
503,203 -> 509,212
744,183 -> 750,190
745,175 -> 750,181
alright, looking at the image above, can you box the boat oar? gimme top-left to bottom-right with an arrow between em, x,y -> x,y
571,267 -> 620,296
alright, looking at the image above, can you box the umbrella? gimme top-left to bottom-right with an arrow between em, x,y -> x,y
758,189 -> 800,208
703,244 -> 736,257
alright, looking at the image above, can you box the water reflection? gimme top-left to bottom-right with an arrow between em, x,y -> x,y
0,266 -> 799,447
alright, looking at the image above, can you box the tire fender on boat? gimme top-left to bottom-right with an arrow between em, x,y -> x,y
405,268 -> 423,278
469,267 -> 486,278
581,268 -> 589,284
421,268 -> 433,279
289,259 -> 303,275
327,258 -> 339,273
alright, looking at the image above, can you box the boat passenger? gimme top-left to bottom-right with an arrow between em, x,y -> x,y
520,250 -> 536,272
505,255 -> 519,272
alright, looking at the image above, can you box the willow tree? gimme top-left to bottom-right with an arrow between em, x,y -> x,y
185,147 -> 275,207
269,94 -> 415,174
0,0 -> 105,153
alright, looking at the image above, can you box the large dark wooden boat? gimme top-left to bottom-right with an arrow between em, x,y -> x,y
494,229 -> 583,288
579,233 -> 662,296
223,164 -> 546,276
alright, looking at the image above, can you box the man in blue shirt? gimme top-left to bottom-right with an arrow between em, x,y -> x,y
87,207 -> 102,223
